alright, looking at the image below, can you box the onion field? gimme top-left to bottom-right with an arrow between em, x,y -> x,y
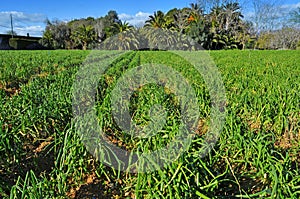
0,50 -> 299,198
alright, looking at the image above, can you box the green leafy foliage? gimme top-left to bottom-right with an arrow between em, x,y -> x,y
0,50 -> 299,198
40,3 -> 259,50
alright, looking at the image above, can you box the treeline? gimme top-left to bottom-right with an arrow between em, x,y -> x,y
40,2 -> 300,50
256,28 -> 300,50
40,10 -> 120,50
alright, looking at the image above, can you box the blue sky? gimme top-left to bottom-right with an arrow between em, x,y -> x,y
0,0 -> 299,36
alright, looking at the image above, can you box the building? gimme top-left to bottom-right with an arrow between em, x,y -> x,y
0,34 -> 43,50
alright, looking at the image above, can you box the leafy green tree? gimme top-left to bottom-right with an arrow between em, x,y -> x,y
101,21 -> 138,50
68,17 -> 95,30
145,11 -> 171,29
111,21 -> 133,33
41,11 -> 122,49
190,3 -> 203,16
143,27 -> 178,50
90,11 -> 120,42
103,10 -> 121,38
172,8 -> 190,33
186,3 -> 204,25
221,3 -> 243,31
106,10 -> 120,24
181,3 -> 209,48
144,11 -> 184,50
40,29 -> 54,49
255,32 -> 275,49
234,21 -> 255,50
43,20 -> 71,49
71,25 -> 97,50
205,2 -> 246,49
39,3 -> 253,50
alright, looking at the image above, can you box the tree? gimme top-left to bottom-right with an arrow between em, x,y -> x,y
235,21 -> 255,49
106,10 -> 120,24
40,29 -> 54,49
111,21 -> 133,33
190,3 -> 203,16
256,28 -> 300,49
41,10 -> 123,49
164,4 -> 204,34
103,10 -> 121,37
275,28 -> 300,49
40,3 -> 254,50
205,2 -> 249,49
92,10 -> 121,42
71,25 -> 97,50
68,17 -> 95,30
145,11 -> 171,29
222,2 -> 243,31
197,0 -> 228,14
100,20 -> 139,50
188,3 -> 204,23
251,0 -> 282,34
43,19 -> 71,49
94,18 -> 107,42
144,10 -> 184,50
102,29 -> 139,50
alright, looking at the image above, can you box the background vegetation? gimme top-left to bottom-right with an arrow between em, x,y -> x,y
39,1 -> 300,50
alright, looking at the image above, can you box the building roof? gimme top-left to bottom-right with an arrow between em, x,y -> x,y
0,34 -> 41,40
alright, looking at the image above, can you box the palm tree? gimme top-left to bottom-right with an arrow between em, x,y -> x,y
189,3 -> 203,21
102,22 -> 139,50
222,2 -> 243,31
205,2 -> 245,49
111,21 -> 133,33
172,9 -> 189,33
145,11 -> 170,29
108,31 -> 139,50
72,25 -> 97,50
209,5 -> 224,32
143,27 -> 178,50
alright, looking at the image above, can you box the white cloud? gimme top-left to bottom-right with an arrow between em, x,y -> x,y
280,2 -> 300,10
14,26 -> 44,37
119,11 -> 151,27
0,11 -> 46,36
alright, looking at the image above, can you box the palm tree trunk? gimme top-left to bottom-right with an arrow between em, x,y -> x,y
83,42 -> 87,50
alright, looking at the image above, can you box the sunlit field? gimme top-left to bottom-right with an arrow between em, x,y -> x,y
0,50 -> 299,198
